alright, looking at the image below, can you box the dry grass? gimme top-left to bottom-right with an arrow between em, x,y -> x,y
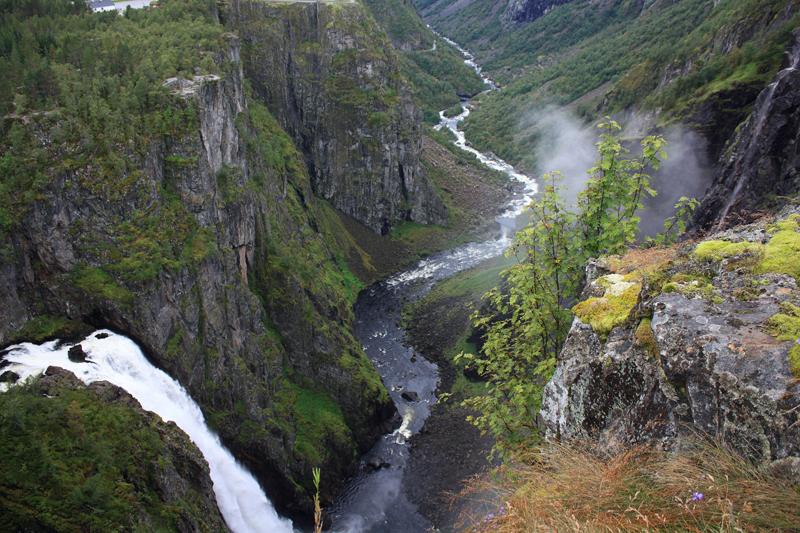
459,441 -> 800,532
606,246 -> 680,277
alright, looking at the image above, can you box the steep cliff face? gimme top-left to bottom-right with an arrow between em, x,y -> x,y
0,24 -> 391,516
503,0 -> 574,24
542,213 -> 800,464
233,0 -> 446,234
694,32 -> 800,229
0,367 -> 227,532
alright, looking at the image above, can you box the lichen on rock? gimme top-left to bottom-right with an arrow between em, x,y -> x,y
543,212 -> 800,464
572,274 -> 641,338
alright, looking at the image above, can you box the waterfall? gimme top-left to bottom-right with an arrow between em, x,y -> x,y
717,36 -> 800,226
1,330 -> 294,533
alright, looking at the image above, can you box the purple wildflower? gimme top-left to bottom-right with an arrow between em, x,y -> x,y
691,492 -> 704,502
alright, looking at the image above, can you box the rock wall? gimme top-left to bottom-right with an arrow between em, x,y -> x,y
0,34 -> 392,516
233,0 -> 446,234
694,31 -> 800,229
542,216 -> 800,464
503,0 -> 574,24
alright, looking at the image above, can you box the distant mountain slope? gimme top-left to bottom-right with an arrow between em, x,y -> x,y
417,0 -> 799,174
365,0 -> 485,122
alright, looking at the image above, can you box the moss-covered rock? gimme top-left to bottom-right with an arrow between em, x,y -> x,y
544,212 -> 800,464
693,239 -> 764,262
573,274 -> 641,338
756,214 -> 800,281
766,302 -> 800,378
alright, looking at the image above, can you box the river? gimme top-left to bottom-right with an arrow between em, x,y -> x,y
328,34 -> 537,533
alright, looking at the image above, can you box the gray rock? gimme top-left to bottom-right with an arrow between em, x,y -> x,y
67,344 -> 87,363
0,370 -> 19,383
542,250 -> 800,463
401,390 -> 420,402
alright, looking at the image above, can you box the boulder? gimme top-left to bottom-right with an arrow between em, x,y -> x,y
0,370 -> 19,383
542,219 -> 800,462
401,390 -> 420,402
67,344 -> 87,363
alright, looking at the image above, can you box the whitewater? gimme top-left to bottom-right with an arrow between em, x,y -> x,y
0,330 -> 294,533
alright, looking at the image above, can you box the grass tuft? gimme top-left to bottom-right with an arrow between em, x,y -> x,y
460,440 -> 800,532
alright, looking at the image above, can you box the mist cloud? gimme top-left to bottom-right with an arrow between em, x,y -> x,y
526,108 -> 713,238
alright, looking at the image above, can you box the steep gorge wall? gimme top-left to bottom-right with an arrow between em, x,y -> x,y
232,0 -> 446,234
0,30 -> 392,516
503,0 -> 574,24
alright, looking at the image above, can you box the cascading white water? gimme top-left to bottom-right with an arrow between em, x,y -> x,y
717,37 -> 800,226
0,330 -> 294,533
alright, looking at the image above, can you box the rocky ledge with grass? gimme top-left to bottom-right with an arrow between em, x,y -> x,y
542,210 -> 800,470
0,367 -> 227,532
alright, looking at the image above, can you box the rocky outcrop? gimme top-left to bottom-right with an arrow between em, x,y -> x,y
233,0 -> 446,234
542,214 -> 800,463
0,29 -> 392,516
0,367 -> 228,532
503,0 -> 574,24
694,32 -> 800,229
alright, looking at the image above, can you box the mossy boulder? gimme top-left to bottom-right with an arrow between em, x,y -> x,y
573,274 -> 641,338
544,213 -> 800,463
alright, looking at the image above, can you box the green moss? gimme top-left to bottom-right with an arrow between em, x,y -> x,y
662,273 -> 721,302
573,275 -> 642,338
634,318 -> 659,359
755,215 -> 800,281
8,315 -> 88,344
282,382 -> 355,465
71,265 -> 133,304
693,240 -> 764,262
765,302 -> 800,378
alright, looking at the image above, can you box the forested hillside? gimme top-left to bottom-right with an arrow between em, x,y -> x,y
417,0 -> 799,172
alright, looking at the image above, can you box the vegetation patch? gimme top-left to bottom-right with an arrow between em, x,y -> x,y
693,240 -> 764,262
765,302 -> 800,378
71,265 -> 133,304
755,214 -> 800,281
634,318 -> 659,359
7,315 -> 89,345
282,382 -> 355,465
0,378 -> 219,531
662,273 -> 720,302
606,246 -> 677,276
573,275 -> 642,338
465,440 -> 800,532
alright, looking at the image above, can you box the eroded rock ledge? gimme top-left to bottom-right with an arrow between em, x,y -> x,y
542,211 -> 800,467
